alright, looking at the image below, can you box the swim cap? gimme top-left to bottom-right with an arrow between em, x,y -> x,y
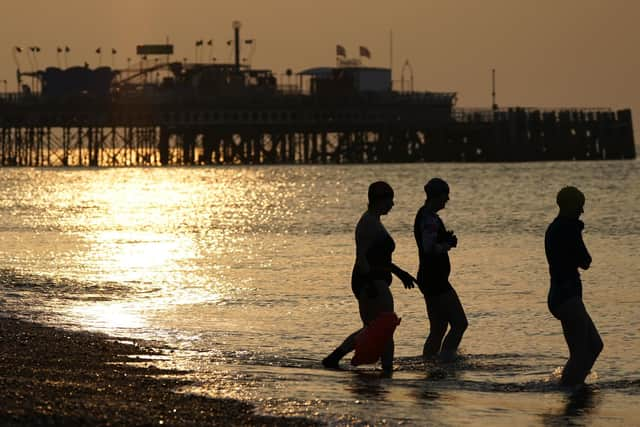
368,181 -> 394,202
556,186 -> 585,210
424,178 -> 449,198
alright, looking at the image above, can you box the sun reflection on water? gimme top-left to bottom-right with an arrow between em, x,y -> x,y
72,302 -> 147,330
88,231 -> 195,283
59,169 -> 254,333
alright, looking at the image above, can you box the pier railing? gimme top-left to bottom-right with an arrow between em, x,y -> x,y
452,107 -> 613,123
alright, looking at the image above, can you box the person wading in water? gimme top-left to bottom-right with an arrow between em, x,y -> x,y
322,181 -> 416,375
414,178 -> 468,362
545,186 -> 603,386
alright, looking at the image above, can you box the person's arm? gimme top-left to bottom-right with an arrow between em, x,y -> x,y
421,215 -> 451,254
355,216 -> 375,275
355,216 -> 387,298
576,225 -> 592,270
390,263 -> 416,289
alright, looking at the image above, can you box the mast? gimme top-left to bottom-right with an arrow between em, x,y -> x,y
233,21 -> 241,72
389,30 -> 393,81
492,68 -> 497,110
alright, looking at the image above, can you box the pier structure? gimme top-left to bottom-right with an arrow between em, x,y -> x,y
0,94 -> 634,167
0,89 -> 459,166
0,22 -> 634,167
450,107 -> 635,161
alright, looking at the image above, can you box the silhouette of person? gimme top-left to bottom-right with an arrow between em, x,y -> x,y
414,178 -> 468,362
545,186 -> 603,387
322,181 -> 416,374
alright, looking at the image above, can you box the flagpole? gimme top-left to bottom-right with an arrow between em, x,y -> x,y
165,36 -> 170,64
389,30 -> 393,85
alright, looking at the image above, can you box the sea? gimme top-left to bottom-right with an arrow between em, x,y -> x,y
1,161 -> 639,426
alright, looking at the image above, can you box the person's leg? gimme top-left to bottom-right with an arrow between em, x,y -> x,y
322,280 -> 392,369
359,280 -> 390,323
583,307 -> 603,377
440,289 -> 468,361
556,298 -> 590,386
422,293 -> 448,359
374,283 -> 395,373
322,328 -> 362,368
322,292 -> 372,368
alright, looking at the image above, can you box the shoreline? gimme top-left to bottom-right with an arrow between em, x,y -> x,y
0,316 -> 319,426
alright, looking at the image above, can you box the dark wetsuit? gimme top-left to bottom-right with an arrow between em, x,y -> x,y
413,204 -> 467,359
414,206 -> 453,297
351,229 -> 395,298
545,216 -> 592,314
544,215 -> 602,386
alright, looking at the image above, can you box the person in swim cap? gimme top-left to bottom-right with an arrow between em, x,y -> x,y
556,186 -> 586,217
368,180 -> 394,203
322,181 -> 417,375
545,186 -> 603,386
413,178 -> 468,362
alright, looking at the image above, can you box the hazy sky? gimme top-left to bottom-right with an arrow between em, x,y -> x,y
2,0 -> 639,138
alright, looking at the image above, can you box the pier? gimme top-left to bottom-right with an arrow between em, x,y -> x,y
0,94 -> 634,166
0,23 -> 634,167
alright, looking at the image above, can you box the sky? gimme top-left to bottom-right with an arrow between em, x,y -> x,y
2,0 -> 639,143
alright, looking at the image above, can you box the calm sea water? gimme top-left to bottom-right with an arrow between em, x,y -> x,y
1,162 -> 639,426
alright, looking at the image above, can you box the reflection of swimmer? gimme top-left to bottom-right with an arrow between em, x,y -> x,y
562,385 -> 599,417
541,385 -> 600,426
414,178 -> 467,362
322,181 -> 416,375
346,371 -> 391,399
545,187 -> 603,387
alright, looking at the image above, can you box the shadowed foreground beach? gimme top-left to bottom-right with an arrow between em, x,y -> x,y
0,317 -> 319,426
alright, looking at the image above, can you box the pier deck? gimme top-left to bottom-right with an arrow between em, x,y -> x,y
0,93 -> 634,167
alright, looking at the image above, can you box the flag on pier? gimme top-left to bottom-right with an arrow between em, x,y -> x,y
359,46 -> 371,59
336,44 -> 346,57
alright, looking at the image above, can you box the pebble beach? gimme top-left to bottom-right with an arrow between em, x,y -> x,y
0,317 -> 318,426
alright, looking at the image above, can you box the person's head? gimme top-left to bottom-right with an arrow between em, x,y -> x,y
424,178 -> 450,211
556,186 -> 585,218
368,181 -> 394,215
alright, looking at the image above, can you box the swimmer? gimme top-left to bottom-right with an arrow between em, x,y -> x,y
414,178 -> 468,362
322,181 -> 416,374
545,186 -> 603,387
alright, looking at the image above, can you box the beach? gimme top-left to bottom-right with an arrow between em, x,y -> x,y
1,163 -> 639,425
0,316 -> 317,426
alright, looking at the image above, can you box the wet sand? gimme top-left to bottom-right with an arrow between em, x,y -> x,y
0,317 -> 319,426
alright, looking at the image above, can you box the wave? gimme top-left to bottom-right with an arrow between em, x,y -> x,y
196,350 -> 640,395
0,268 -> 137,300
